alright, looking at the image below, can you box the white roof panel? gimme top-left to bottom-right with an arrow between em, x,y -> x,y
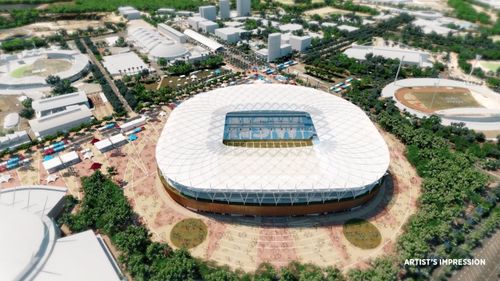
156,84 -> 389,193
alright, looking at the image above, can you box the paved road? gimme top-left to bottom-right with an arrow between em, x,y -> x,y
82,40 -> 134,115
448,230 -> 500,281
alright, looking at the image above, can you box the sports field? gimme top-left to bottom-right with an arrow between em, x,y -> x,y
9,58 -> 72,78
395,86 -> 483,113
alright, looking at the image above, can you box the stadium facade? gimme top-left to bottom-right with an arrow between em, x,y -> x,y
156,84 -> 390,215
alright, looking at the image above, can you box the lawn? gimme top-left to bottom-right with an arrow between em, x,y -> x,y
343,218 -> 381,249
170,218 -> 207,249
479,60 -> 500,72
9,58 -> 72,78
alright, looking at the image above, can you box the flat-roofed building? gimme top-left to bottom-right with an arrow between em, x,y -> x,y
29,105 -> 92,138
188,16 -> 209,30
337,25 -> 359,32
102,52 -> 151,76
157,23 -> 187,43
289,35 -> 312,52
199,20 -> 218,33
118,6 -> 140,20
0,130 -> 30,151
219,0 -> 230,19
267,33 -> 282,62
157,8 -> 175,14
279,23 -> 303,33
215,27 -> 242,43
343,45 -> 433,67
199,5 -> 217,21
32,91 -> 89,118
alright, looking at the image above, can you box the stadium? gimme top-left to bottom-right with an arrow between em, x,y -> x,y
0,48 -> 89,91
156,84 -> 390,216
382,78 -> 500,132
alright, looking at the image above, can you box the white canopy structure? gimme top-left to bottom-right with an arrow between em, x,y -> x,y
0,186 -> 124,281
156,84 -> 389,205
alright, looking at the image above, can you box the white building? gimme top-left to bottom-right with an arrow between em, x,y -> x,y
199,20 -> 219,34
279,23 -> 303,33
215,27 -> 242,43
337,25 -> 359,32
32,91 -> 89,118
188,16 -> 209,30
267,33 -> 282,62
102,52 -> 151,76
157,23 -> 187,43
184,29 -> 224,52
29,105 -> 93,138
0,130 -> 30,151
119,116 -> 147,132
289,35 -> 312,52
0,186 -> 125,281
199,5 -> 217,21
343,45 -> 433,67
321,22 -> 337,28
237,0 -> 251,17
157,8 -> 175,14
118,6 -> 141,20
219,0 -> 231,19
413,18 -> 455,35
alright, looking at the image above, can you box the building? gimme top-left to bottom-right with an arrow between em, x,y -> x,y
157,8 -> 175,14
29,105 -> 92,138
413,18 -> 456,35
156,84 -> 390,216
215,27 -> 242,43
184,29 -> 224,52
118,6 -> 141,20
337,25 -> 359,32
119,116 -> 147,132
0,130 -> 30,151
321,22 -> 337,28
289,35 -> 312,52
0,186 -> 125,281
198,20 -> 218,33
32,91 -> 89,118
102,52 -> 151,76
267,33 -> 282,62
188,16 -> 209,30
199,5 -> 217,21
343,45 -> 433,67
236,0 -> 251,17
157,23 -> 187,43
219,0 -> 230,19
279,23 -> 303,33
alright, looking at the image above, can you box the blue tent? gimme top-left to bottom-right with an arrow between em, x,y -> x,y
128,134 -> 138,141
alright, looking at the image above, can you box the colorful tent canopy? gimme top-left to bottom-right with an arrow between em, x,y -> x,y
90,162 -> 102,170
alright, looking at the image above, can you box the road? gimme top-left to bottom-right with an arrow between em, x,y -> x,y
82,40 -> 135,115
447,230 -> 500,281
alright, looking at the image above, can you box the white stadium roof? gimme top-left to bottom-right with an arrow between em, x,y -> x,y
156,84 -> 389,194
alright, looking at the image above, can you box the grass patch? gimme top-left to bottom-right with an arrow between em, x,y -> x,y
170,218 -> 207,249
343,218 -> 381,249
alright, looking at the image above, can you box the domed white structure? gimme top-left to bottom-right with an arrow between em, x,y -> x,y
3,112 -> 20,129
0,186 -> 124,281
149,43 -> 189,61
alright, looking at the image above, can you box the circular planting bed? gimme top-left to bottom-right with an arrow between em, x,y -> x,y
343,218 -> 382,249
170,218 -> 208,249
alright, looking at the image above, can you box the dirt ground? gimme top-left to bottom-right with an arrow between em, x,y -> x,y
0,14 -> 123,41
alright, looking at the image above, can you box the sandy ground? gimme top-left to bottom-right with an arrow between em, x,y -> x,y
0,14 -> 123,41
304,6 -> 368,17
0,100 -> 422,273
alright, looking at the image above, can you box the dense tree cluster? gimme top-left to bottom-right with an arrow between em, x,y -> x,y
46,75 -> 77,96
46,0 -> 203,13
167,55 -> 224,75
19,97 -> 34,119
0,9 -> 40,29
448,0 -> 490,24
88,64 -> 126,116
0,36 -> 47,52
343,79 -> 499,279
115,79 -> 138,109
61,171 -> 400,281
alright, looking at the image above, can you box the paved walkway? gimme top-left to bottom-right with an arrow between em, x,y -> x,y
448,230 -> 500,281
